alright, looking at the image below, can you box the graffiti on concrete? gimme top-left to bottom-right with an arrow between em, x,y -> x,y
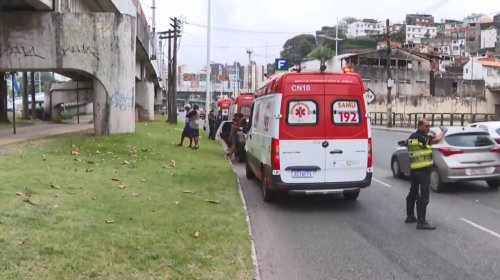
0,45 -> 45,59
60,44 -> 99,60
111,93 -> 133,111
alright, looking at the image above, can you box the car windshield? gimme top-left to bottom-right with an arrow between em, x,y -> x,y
445,132 -> 494,147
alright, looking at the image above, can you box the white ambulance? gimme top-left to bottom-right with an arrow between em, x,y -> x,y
245,71 -> 372,202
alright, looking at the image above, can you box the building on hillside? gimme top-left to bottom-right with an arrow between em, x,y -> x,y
406,14 -> 434,26
463,58 -> 500,89
340,48 -> 435,97
406,25 -> 437,44
378,40 -> 403,49
451,28 -> 467,56
463,14 -> 492,26
420,38 -> 453,56
481,26 -> 498,49
442,20 -> 462,37
390,23 -> 404,33
346,19 -> 384,38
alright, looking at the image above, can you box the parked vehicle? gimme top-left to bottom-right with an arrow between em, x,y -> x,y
470,121 -> 500,144
245,71 -> 372,202
391,127 -> 500,192
230,92 -> 255,120
216,97 -> 232,120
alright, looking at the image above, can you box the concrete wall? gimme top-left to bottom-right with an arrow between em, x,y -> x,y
369,89 -> 500,115
45,80 -> 93,122
0,12 -> 136,135
135,81 -> 154,121
434,78 -> 485,97
359,66 -> 431,97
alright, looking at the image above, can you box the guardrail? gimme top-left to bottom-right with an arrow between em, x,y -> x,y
370,112 -> 497,128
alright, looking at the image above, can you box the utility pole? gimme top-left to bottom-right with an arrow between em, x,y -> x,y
159,27 -> 180,124
246,49 -> 253,91
22,72 -> 28,119
386,19 -> 393,128
10,73 -> 16,134
206,0 -> 212,138
76,81 -> 80,124
335,18 -> 339,55
30,71 -> 36,120
0,72 -> 7,123
170,17 -> 182,124
151,0 -> 156,60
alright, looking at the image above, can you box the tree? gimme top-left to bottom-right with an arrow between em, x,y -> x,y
339,17 -> 358,33
266,63 -> 275,76
308,46 -> 334,70
280,34 -> 316,67
392,28 -> 406,44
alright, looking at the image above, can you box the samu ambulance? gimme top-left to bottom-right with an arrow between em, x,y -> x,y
245,71 -> 372,202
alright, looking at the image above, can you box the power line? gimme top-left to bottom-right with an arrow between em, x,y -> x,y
184,21 -> 315,35
421,0 -> 452,14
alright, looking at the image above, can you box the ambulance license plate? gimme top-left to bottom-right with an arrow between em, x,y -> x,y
292,171 -> 314,178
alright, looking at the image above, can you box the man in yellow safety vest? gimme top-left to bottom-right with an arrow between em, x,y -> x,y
406,118 -> 447,230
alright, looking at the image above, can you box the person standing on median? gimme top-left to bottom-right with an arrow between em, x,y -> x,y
178,104 -> 193,147
405,118 -> 447,230
208,109 -> 216,140
187,104 -> 200,150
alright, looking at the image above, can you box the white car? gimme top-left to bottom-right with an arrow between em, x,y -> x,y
470,122 -> 500,144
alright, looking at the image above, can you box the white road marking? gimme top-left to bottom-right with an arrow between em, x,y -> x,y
461,218 -> 500,239
373,177 -> 393,188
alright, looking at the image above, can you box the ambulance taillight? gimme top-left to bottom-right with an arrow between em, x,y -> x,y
271,138 -> 280,171
367,138 -> 373,169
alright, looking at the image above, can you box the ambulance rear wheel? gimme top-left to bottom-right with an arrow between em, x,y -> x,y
262,175 -> 277,203
246,160 -> 255,179
343,189 -> 360,201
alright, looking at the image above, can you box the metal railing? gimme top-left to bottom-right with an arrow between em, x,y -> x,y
370,112 -> 497,128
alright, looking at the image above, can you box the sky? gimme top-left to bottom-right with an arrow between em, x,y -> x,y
140,0 -> 500,71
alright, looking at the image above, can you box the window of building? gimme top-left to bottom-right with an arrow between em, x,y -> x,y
487,69 -> 494,77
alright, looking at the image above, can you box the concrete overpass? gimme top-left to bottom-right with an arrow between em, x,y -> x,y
0,0 -> 164,135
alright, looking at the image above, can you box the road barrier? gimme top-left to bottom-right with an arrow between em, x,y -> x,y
370,112 -> 497,128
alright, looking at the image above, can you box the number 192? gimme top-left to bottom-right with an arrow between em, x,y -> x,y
339,112 -> 357,122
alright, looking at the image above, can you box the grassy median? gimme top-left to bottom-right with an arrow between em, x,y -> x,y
0,118 -> 253,279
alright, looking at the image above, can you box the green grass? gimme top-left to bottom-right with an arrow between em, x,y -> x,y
0,118 -> 253,279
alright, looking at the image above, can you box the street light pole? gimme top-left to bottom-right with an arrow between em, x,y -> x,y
205,0 -> 212,138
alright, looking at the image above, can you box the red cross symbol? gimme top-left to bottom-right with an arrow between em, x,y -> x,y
295,106 -> 306,117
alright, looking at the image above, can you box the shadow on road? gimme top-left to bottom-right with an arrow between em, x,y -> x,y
266,193 -> 364,213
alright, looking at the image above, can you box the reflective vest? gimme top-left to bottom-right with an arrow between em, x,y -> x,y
408,139 -> 433,169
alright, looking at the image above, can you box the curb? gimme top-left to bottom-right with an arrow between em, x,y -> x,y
230,161 -> 261,280
372,126 -> 414,134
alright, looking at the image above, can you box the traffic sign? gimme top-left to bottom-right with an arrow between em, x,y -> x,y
275,58 -> 289,73
364,89 -> 376,104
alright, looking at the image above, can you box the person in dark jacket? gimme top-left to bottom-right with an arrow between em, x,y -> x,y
177,104 -> 193,147
186,104 -> 200,150
208,110 -> 216,140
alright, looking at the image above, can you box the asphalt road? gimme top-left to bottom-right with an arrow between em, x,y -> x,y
235,129 -> 500,280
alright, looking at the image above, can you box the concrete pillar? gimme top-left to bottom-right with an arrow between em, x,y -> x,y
93,79 -> 109,135
135,81 -> 154,121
